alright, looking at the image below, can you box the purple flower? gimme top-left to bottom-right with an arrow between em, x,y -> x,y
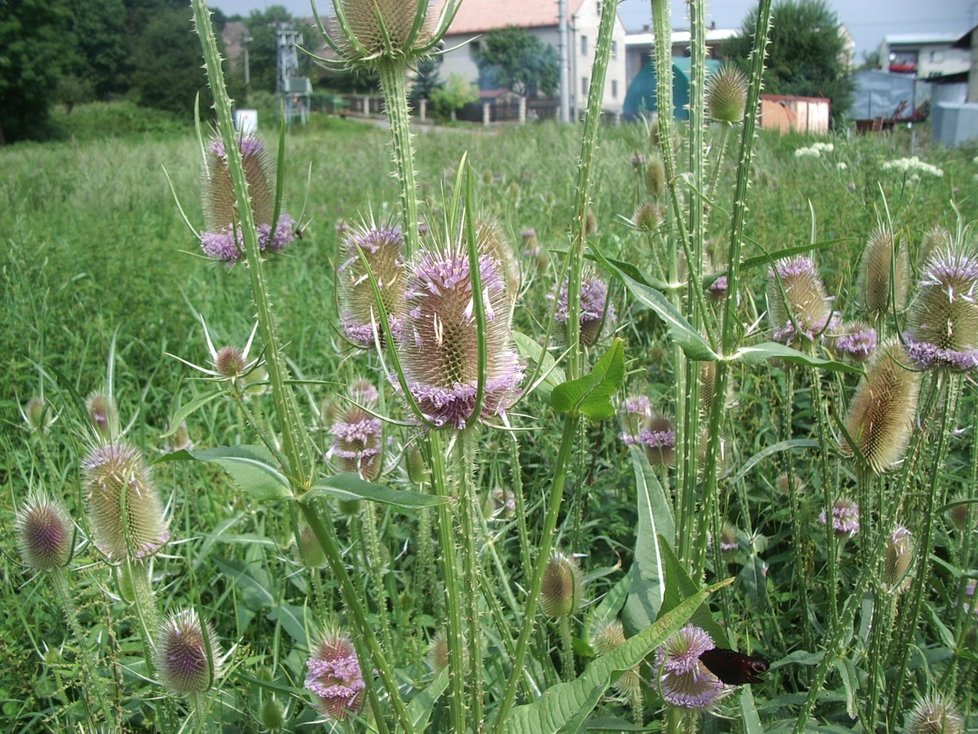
834,325 -> 877,361
767,256 -> 838,344
553,276 -> 615,346
399,246 -> 522,429
819,498 -> 860,538
904,335 -> 978,372
655,625 -> 728,710
963,579 -> 978,617
200,216 -> 297,262
305,633 -> 365,721
337,222 -> 406,348
209,136 -> 265,158
707,275 -> 729,302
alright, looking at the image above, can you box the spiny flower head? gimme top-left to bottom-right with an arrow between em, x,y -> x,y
476,217 -> 520,307
399,241 -> 523,429
155,610 -> 222,695
819,498 -> 860,538
833,322 -> 877,362
337,218 -> 406,348
621,399 -> 676,467
85,392 -> 119,438
767,256 -> 838,344
305,631 -> 365,721
553,274 -> 615,346
324,0 -> 449,67
883,525 -> 914,592
633,201 -> 663,233
22,397 -> 54,433
540,551 -> 584,618
920,225 -> 954,263
963,579 -> 978,617
904,243 -> 978,371
645,155 -> 666,199
15,495 -> 73,571
859,226 -> 909,318
327,382 -> 383,480
706,65 -> 748,123
946,494 -> 975,532
654,625 -> 728,710
905,695 -> 964,734
591,620 -> 642,701
81,442 -> 170,562
200,135 -> 295,263
841,340 -> 920,473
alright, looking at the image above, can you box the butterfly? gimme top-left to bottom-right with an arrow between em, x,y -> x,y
699,647 -> 769,685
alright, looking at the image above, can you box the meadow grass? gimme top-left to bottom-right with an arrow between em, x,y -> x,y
2,93 -> 978,732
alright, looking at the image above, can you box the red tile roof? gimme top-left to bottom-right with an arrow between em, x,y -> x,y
434,0 -> 585,35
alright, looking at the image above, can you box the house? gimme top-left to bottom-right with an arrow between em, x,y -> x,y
878,33 -> 971,78
623,26 -> 738,89
433,0 -> 629,117
930,23 -> 978,147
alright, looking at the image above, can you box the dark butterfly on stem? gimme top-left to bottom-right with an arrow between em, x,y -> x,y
699,648 -> 769,685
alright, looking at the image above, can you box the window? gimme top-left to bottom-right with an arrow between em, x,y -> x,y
582,76 -> 589,95
581,35 -> 588,56
611,80 -> 618,98
611,41 -> 618,59
930,50 -> 945,63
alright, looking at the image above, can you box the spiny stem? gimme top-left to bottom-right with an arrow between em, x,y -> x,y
457,429 -> 484,726
378,62 -> 420,258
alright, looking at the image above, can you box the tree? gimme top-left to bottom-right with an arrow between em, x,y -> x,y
430,74 -> 478,120
410,55 -> 442,106
474,26 -> 558,98
726,0 -> 853,125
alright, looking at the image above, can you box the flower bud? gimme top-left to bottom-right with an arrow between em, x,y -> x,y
85,392 -> 119,438
554,274 -> 614,347
819,498 -> 859,538
23,397 -> 53,432
946,495 -> 975,532
259,696 -> 287,732
296,524 -> 327,568
883,525 -> 913,591
645,156 -> 666,199
155,609 -> 222,695
15,495 -> 73,571
858,226 -> 908,318
633,201 -> 662,233
540,551 -> 584,618
706,65 -> 748,123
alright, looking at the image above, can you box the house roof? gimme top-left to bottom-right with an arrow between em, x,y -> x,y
624,28 -> 738,48
883,32 -> 966,47
434,0 -> 585,35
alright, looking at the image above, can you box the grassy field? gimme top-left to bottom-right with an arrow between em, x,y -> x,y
2,104 -> 978,732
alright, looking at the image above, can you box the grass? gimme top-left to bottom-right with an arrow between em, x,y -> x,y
2,100 -> 978,731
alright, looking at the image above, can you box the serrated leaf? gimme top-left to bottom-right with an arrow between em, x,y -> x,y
304,473 -> 447,509
731,343 -> 861,374
623,449 -> 674,632
502,581 -> 724,734
656,536 -> 730,647
551,338 -> 625,420
157,445 -> 291,501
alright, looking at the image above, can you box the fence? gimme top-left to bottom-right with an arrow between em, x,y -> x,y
321,94 -> 569,126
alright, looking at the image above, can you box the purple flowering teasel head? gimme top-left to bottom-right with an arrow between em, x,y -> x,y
766,256 -> 839,345
904,239 -> 978,371
654,625 -> 728,710
200,135 -> 296,263
832,321 -> 877,362
398,238 -> 523,429
337,217 -> 407,348
553,272 -> 615,347
819,498 -> 860,538
305,631 -> 365,721
155,609 -> 222,696
15,495 -> 74,571
327,381 -> 383,480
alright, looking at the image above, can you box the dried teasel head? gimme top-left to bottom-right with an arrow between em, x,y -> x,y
540,551 -> 584,618
858,225 -> 909,318
840,340 -> 920,474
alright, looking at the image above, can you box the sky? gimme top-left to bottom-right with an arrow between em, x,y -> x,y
210,0 -> 976,59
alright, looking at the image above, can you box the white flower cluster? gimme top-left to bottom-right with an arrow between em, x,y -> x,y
794,142 -> 835,158
836,162 -> 848,171
881,156 -> 943,178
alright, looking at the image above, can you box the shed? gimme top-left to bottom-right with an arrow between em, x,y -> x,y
623,57 -> 722,120
759,94 -> 830,134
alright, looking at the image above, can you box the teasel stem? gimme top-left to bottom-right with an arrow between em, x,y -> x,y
361,502 -> 394,657
509,433 -> 533,585
810,368 -> 839,628
377,61 -> 420,258
492,415 -> 579,734
706,123 -> 732,222
457,429 -> 484,725
558,614 -> 576,681
886,373 -> 959,729
49,567 -> 119,730
865,586 -> 896,729
426,429 -> 466,732
782,366 -> 813,650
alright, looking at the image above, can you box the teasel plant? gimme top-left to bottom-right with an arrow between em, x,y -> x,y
310,0 -> 462,259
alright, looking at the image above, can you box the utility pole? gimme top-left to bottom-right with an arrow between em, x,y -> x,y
558,0 -> 570,122
243,34 -> 253,103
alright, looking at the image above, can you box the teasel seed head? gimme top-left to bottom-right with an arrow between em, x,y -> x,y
327,383 -> 383,480
819,498 -> 860,538
426,630 -> 450,672
305,630 -> 365,720
706,65 -> 748,123
645,155 -> 666,199
858,226 -> 909,318
23,397 -> 54,433
155,609 -> 222,695
200,136 -> 295,263
476,217 -> 521,306
767,256 -> 838,344
553,273 -> 615,347
85,392 -> 119,438
328,0 -> 439,66
15,495 -> 73,571
946,494 -> 975,532
337,218 -> 407,349
633,201 -> 663,233
400,240 -> 523,429
81,441 -> 170,562
883,524 -> 914,591
920,225 -> 954,263
905,695 -> 964,734
540,551 -> 584,618
592,620 -> 643,702
832,321 -> 878,362
655,625 -> 728,710
841,340 -> 920,473
776,472 -> 802,496
904,242 -> 978,371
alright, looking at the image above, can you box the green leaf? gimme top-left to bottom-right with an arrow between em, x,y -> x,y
726,439 -> 819,486
656,536 -> 730,647
730,343 -> 861,374
214,557 -> 274,611
596,252 -> 717,361
739,687 -> 764,734
738,237 -> 845,273
157,445 -> 291,501
266,603 -> 307,646
551,338 -> 625,420
623,449 -> 675,632
513,330 -> 566,403
304,473 -> 448,509
401,670 -> 448,734
160,391 -> 222,437
585,574 -> 631,645
502,581 -> 725,734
